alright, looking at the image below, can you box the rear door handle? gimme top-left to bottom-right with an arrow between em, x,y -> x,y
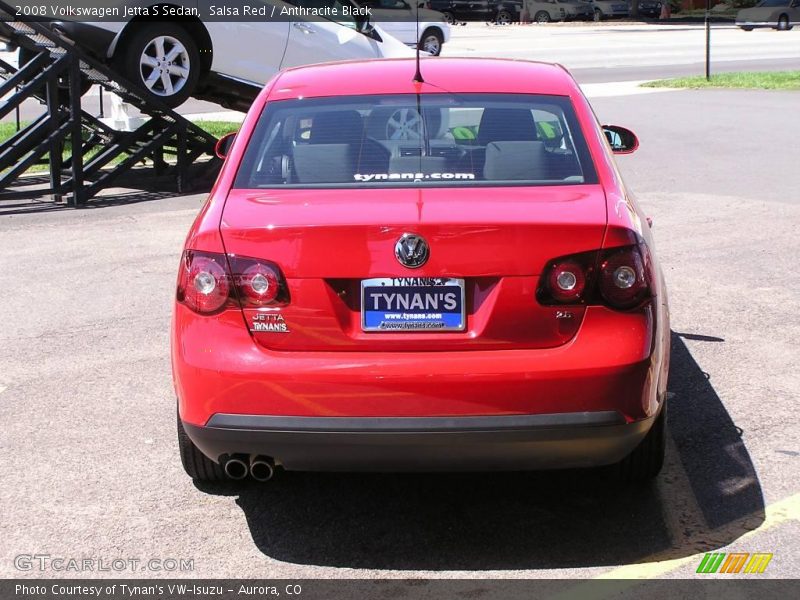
293,23 -> 316,34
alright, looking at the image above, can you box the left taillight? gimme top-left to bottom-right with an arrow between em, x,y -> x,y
228,255 -> 289,308
177,251 -> 230,314
176,251 -> 289,315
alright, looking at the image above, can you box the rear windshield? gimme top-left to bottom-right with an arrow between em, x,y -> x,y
234,93 -> 597,189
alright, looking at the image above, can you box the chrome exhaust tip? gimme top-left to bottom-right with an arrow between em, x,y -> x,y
223,455 -> 249,480
249,455 -> 275,482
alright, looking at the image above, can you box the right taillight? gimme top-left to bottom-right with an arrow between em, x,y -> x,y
176,251 -> 289,315
598,246 -> 651,309
538,244 -> 653,310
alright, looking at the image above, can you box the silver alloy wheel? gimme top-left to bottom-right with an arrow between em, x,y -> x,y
422,34 -> 441,55
535,11 -> 551,23
594,8 -> 602,21
386,108 -> 423,140
139,35 -> 191,97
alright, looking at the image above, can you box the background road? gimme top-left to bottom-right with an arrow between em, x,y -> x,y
445,22 -> 800,81
1,25 -> 800,584
3,22 -> 799,120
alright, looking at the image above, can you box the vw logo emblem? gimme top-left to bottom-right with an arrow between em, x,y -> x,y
395,233 -> 429,268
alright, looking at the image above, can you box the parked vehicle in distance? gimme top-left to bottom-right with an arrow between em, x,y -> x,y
24,0 -> 413,108
634,0 -> 664,18
525,0 -> 595,22
359,0 -> 451,55
581,0 -> 630,20
736,0 -> 800,30
173,57 -> 670,484
429,0 -> 524,24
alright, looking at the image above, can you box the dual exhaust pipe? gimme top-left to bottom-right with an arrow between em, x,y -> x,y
223,454 -> 276,481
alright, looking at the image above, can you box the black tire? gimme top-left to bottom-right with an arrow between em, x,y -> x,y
616,400 -> 667,483
535,11 -> 552,24
776,14 -> 791,31
177,411 -> 226,482
418,28 -> 444,56
442,11 -> 457,25
496,10 -> 514,25
740,26 -> 754,31
116,23 -> 200,108
18,47 -> 92,106
594,8 -> 603,22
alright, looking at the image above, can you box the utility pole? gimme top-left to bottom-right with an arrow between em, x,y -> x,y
705,0 -> 711,80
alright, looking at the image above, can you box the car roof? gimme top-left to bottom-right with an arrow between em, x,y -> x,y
265,58 -> 580,102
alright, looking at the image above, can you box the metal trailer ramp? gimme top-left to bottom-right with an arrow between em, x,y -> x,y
0,2 -> 220,206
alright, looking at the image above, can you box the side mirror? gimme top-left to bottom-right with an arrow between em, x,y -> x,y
602,125 -> 639,154
214,132 -> 237,160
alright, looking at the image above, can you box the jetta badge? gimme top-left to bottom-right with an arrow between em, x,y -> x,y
395,233 -> 429,268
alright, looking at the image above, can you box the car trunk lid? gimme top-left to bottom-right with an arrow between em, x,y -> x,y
220,185 -> 607,351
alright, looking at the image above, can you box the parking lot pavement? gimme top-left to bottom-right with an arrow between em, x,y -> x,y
1,87 -> 799,580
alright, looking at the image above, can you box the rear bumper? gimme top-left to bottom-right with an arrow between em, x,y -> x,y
184,411 -> 655,471
173,303 -> 665,426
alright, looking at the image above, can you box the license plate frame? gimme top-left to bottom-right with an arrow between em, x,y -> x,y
360,277 -> 466,332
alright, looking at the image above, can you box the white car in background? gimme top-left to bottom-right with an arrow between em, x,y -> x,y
737,0 -> 800,31
359,0 -> 451,55
22,0 -> 414,109
582,0 -> 630,20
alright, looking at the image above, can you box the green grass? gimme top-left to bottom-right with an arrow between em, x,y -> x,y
680,8 -> 738,18
0,119 -> 240,174
0,119 -> 239,141
643,71 -> 800,90
196,120 -> 240,138
0,120 -> 26,141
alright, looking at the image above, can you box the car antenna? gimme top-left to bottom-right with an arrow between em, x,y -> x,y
413,2 -> 424,83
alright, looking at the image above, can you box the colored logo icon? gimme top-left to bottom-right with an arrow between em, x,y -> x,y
696,552 -> 773,574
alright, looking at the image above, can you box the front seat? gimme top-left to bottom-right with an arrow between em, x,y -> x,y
476,108 -> 539,145
292,110 -> 390,183
309,110 -> 365,145
477,108 -> 549,181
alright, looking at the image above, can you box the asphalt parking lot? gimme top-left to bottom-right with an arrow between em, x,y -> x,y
2,26 -> 800,584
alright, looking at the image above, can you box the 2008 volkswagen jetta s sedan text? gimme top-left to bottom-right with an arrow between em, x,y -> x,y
172,57 -> 670,484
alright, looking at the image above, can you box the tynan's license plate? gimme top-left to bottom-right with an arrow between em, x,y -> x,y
361,277 -> 465,332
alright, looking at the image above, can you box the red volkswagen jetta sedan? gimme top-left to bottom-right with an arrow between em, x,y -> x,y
172,58 -> 670,483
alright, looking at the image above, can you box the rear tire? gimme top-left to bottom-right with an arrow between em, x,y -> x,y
594,8 -> 603,22
616,400 -> 667,483
776,14 -> 791,31
177,411 -> 226,482
442,11 -> 457,25
740,25 -> 753,31
535,11 -> 552,24
496,10 -> 514,25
